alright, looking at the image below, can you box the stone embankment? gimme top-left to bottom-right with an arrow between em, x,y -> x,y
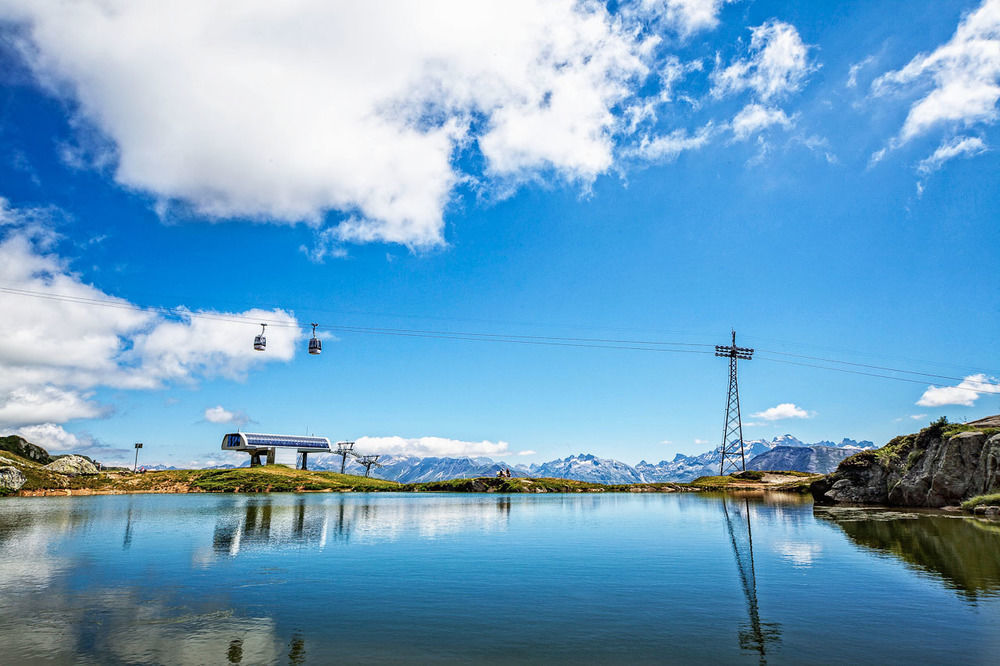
811,416 -> 1000,508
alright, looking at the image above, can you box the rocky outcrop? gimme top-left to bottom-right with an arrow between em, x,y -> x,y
812,419 -> 1000,507
44,455 -> 99,476
0,466 -> 27,492
0,435 -> 52,464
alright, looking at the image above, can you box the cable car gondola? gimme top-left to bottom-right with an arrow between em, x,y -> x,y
253,323 -> 267,351
308,323 -> 321,355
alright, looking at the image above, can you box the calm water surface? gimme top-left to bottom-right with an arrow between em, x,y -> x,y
1,492 -> 998,664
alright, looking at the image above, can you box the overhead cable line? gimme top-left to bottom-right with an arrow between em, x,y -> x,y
1,284 -> 997,393
754,354 -> 1000,394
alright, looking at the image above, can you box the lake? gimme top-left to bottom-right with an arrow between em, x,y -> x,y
1,492 -> 998,664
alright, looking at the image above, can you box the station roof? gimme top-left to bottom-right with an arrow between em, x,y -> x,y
236,433 -> 331,449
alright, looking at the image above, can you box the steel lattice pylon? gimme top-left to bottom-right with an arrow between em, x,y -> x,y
716,331 -> 754,476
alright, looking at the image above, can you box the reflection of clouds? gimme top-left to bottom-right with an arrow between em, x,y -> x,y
0,589 -> 279,664
774,540 -> 822,567
0,499 -> 98,590
205,495 -> 513,559
0,522 -> 66,589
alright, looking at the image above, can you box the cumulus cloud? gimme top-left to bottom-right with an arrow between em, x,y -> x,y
712,20 -> 814,102
730,104 -> 793,140
0,386 -> 104,428
872,0 -> 1000,146
0,199 -> 303,432
916,135 -> 988,173
517,450 -> 537,456
5,422 -> 89,451
751,403 -> 813,421
917,374 -> 1000,407
1,422 -> 132,462
0,0 -> 682,248
203,406 -> 251,427
354,436 -> 511,458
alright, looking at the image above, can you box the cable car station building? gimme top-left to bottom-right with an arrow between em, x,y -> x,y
222,432 -> 332,469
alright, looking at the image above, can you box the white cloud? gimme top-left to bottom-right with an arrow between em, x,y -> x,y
872,0 -> 1000,147
910,414 -> 928,420
0,386 -> 104,427
847,55 -> 876,89
917,135 -> 987,174
751,403 -> 813,421
711,20 -> 815,102
5,423 -> 88,452
730,104 -> 793,140
917,373 -> 1000,407
203,406 -> 250,427
628,124 -> 714,161
0,0 -> 672,248
517,450 -> 537,456
0,199 -> 303,432
694,438 -> 710,445
355,436 -> 511,458
635,0 -> 735,38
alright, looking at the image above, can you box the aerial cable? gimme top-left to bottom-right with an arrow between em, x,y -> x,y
0,284 -> 997,393
754,355 -> 1000,395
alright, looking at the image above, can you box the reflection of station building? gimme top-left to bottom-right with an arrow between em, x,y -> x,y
210,496 -> 514,558
222,432 -> 331,469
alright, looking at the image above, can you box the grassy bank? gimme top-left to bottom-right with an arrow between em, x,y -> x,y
961,493 -> 1000,512
689,470 -> 820,493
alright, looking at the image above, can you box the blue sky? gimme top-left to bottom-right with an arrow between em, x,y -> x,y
0,0 -> 998,466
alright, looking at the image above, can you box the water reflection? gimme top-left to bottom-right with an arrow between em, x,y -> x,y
209,495 -> 515,558
816,507 -> 1000,599
2,494 -> 999,664
721,496 -> 782,664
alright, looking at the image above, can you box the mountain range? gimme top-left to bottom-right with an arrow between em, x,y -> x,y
298,434 -> 874,483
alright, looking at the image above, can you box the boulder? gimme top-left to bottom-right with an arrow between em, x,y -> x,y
44,455 -> 99,476
812,420 -> 1000,507
0,466 -> 27,492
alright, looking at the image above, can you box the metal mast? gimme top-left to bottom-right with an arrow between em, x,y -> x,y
716,330 -> 754,475
356,454 -> 383,478
334,441 -> 355,474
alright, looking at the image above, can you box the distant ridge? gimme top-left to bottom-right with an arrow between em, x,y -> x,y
305,434 -> 873,483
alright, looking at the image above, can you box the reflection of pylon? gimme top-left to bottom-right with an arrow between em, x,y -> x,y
722,496 -> 781,663
716,330 -> 754,475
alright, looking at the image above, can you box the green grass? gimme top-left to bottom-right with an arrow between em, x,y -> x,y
733,470 -> 765,481
184,467 -> 399,493
942,424 -> 1000,440
689,475 -> 734,488
961,493 -> 1000,511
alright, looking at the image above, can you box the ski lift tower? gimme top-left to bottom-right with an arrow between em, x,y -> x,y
356,454 -> 383,478
716,330 -> 754,475
334,441 -> 355,474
